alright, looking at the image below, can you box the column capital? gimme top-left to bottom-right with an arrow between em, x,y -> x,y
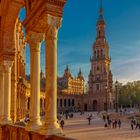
46,15 -> 62,40
3,60 -> 13,73
27,31 -> 44,51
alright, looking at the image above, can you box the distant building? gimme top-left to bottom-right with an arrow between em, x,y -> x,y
57,65 -> 84,95
26,66 -> 85,113
57,66 -> 85,112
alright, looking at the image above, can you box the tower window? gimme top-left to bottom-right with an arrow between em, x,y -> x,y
96,84 -> 100,90
101,49 -> 103,56
98,31 -> 101,36
97,66 -> 99,71
97,50 -> 99,58
94,51 -> 96,57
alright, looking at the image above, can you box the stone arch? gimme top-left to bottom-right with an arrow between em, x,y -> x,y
1,1 -> 24,51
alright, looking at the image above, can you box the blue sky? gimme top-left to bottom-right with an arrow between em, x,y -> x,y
20,0 -> 140,84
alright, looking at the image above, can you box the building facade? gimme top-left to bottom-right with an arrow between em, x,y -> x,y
25,66 -> 85,114
86,2 -> 114,111
57,66 -> 85,112
58,66 -> 84,95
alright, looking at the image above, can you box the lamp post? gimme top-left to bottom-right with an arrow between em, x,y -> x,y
105,85 -> 108,112
115,80 -> 119,112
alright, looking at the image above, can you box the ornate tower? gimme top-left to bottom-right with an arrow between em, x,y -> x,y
88,0 -> 113,111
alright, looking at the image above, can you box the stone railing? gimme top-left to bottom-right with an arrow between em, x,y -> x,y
0,124 -> 75,140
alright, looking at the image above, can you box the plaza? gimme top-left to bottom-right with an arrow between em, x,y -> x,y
1,0 -> 140,140
62,112 -> 140,140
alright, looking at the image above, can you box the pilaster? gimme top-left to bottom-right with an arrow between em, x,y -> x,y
0,66 -> 4,123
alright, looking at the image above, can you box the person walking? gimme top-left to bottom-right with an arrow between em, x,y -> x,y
107,115 -> 110,126
131,119 -> 134,130
87,116 -> 92,125
60,119 -> 65,129
118,119 -> 121,128
112,120 -> 115,128
103,114 -> 106,122
115,120 -> 117,128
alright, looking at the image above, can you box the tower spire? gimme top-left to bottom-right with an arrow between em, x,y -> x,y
100,0 -> 103,15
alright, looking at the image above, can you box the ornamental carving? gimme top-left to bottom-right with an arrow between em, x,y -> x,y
3,60 -> 13,73
46,15 -> 62,40
26,31 -> 44,51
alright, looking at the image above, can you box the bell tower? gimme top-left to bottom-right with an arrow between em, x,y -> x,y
88,0 -> 113,111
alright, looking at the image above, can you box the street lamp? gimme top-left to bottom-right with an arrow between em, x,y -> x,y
105,85 -> 108,112
115,80 -> 119,112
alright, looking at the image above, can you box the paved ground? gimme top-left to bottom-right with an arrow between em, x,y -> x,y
61,112 -> 140,140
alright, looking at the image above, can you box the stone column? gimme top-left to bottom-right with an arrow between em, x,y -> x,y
1,60 -> 13,124
40,15 -> 62,135
26,31 -> 43,131
0,66 -> 4,122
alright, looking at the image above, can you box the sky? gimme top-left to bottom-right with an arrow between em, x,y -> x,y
19,0 -> 140,84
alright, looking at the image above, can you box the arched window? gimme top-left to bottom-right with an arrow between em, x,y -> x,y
72,99 -> 75,106
64,99 -> 66,107
94,51 -> 96,58
68,99 -> 71,107
101,49 -> 103,56
60,99 -> 63,107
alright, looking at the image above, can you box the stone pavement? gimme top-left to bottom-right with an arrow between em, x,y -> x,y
61,112 -> 140,140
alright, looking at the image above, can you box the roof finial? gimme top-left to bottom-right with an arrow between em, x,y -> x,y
100,0 -> 103,15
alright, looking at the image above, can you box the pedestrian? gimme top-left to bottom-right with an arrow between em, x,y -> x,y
103,114 -> 106,122
108,119 -> 112,128
107,115 -> 110,121
115,120 -> 117,128
131,119 -> 134,130
87,116 -> 92,125
107,115 -> 110,126
60,119 -> 65,129
112,120 -> 115,128
118,119 -> 121,128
